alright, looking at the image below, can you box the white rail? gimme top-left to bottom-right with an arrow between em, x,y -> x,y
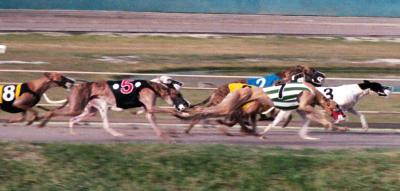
1,69 -> 400,81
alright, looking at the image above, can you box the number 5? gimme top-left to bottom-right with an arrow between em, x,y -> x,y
120,80 -> 134,94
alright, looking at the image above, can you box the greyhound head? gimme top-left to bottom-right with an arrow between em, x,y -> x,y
316,91 -> 346,123
359,80 -> 391,96
44,72 -> 76,89
308,71 -> 326,87
151,76 -> 191,111
291,70 -> 326,87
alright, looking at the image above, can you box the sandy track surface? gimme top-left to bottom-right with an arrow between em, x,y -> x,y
1,122 -> 399,149
1,10 -> 400,36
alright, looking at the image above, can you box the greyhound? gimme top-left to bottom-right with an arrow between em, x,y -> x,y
270,80 -> 391,136
38,76 -> 190,143
192,65 -> 325,108
0,72 -> 75,124
190,65 -> 326,133
176,82 -> 346,138
316,80 -> 391,131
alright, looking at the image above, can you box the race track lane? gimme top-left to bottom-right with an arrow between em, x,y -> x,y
0,122 -> 399,149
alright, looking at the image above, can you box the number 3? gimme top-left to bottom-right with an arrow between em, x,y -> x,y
120,80 -> 134,94
324,88 -> 334,99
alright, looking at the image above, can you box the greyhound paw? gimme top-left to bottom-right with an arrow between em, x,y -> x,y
167,139 -> 177,144
184,129 -> 192,134
301,136 -> 320,140
259,135 -> 267,140
336,126 -> 349,132
26,120 -> 34,126
37,122 -> 46,128
69,130 -> 79,136
111,132 -> 125,137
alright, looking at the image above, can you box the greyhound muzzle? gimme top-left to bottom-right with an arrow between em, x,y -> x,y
58,76 -> 76,89
378,86 -> 392,96
309,71 -> 326,87
173,97 -> 191,112
331,107 -> 346,124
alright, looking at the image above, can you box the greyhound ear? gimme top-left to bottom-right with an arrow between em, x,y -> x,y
363,80 -> 371,84
44,72 -> 51,78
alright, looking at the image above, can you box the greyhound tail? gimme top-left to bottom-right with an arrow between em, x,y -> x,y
36,106 -> 51,111
43,93 -> 68,104
173,112 -> 204,120
190,96 -> 211,108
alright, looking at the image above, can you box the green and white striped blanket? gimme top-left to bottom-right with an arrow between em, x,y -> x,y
263,83 -> 313,110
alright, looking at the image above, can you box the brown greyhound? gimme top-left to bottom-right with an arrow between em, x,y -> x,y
38,76 -> 190,143
176,82 -> 346,138
192,65 -> 325,107
190,65 -> 326,133
0,72 -> 75,124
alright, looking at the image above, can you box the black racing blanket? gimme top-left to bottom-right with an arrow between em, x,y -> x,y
107,80 -> 153,109
0,83 -> 40,113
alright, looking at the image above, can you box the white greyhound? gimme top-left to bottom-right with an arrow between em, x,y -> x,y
267,80 -> 391,140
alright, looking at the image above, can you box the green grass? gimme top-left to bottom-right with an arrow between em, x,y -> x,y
1,33 -> 400,78
0,142 -> 399,191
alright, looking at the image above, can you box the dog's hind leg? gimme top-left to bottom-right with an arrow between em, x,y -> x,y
297,111 -> 319,140
260,110 -> 292,139
91,99 -> 124,137
6,112 -> 27,123
184,118 -> 201,134
69,105 -> 97,135
38,84 -> 90,128
348,108 -> 368,131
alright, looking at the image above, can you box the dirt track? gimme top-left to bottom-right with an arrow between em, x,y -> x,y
1,122 -> 399,149
1,10 -> 400,36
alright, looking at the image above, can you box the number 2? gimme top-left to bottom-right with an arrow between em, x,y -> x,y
324,88 -> 334,99
255,78 -> 266,87
120,80 -> 134,94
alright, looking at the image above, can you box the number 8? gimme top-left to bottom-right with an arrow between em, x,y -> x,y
3,85 -> 15,101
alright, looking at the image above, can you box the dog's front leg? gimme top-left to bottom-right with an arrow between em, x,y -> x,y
91,100 -> 124,137
348,108 -> 368,131
145,111 -> 174,143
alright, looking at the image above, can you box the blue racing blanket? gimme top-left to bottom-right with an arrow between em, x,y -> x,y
246,73 -> 282,88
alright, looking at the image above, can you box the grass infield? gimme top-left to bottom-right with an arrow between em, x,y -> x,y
0,142 -> 399,190
0,33 -> 399,79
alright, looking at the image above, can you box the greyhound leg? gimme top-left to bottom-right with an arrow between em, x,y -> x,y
69,105 -> 97,135
92,99 -> 124,137
38,106 -> 82,128
146,112 -> 174,143
260,110 -> 293,139
9,103 -> 39,125
348,108 -> 368,131
247,113 -> 259,135
185,118 -> 200,134
297,111 -> 319,140
7,112 -> 27,123
25,108 -> 40,125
